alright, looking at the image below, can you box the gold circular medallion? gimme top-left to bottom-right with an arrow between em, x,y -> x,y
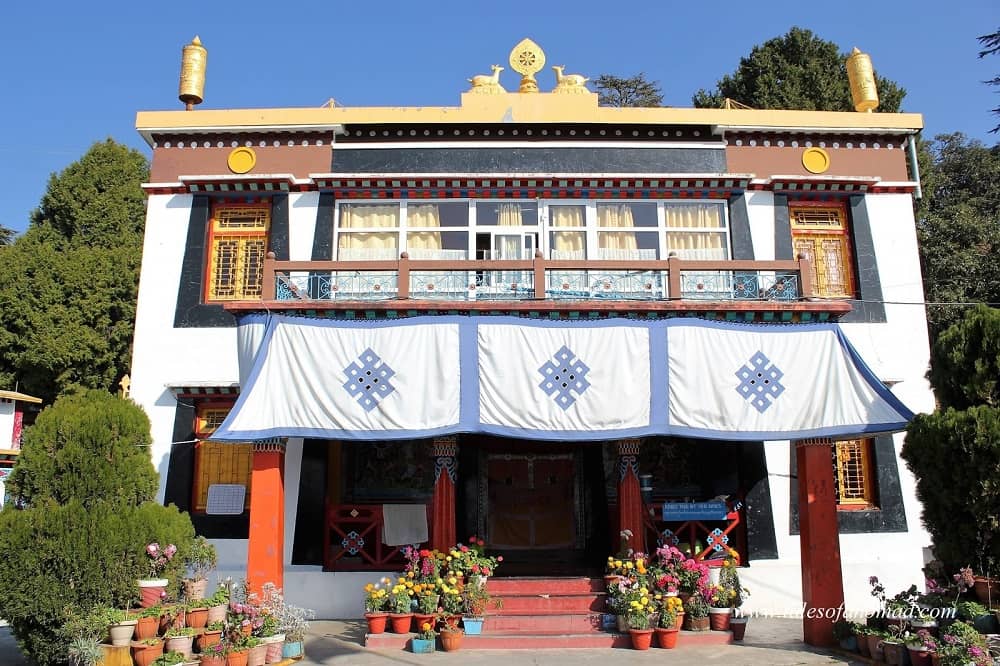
227,147 -> 256,174
801,147 -> 830,174
509,37 -> 545,76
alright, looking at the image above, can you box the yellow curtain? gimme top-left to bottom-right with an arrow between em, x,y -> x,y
499,203 -> 522,227
337,204 -> 399,254
406,204 -> 442,251
664,204 -> 725,259
598,204 -> 638,251
551,205 -> 585,255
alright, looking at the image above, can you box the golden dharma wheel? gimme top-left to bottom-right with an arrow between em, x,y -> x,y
179,36 -> 207,109
846,47 -> 878,113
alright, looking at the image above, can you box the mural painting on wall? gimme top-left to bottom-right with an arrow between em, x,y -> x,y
601,439 -> 698,499
349,440 -> 435,500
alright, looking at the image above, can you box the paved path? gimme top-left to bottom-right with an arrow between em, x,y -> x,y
0,618 -> 863,665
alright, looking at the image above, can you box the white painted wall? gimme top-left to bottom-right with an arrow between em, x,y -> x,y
129,187 -> 936,619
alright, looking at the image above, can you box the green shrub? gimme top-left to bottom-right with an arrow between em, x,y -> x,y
0,391 -> 195,666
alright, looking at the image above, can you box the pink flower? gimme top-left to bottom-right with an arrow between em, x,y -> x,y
164,544 -> 177,559
497,556 -> 503,562
147,543 -> 160,556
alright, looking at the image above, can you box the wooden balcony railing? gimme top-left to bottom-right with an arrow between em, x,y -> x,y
324,502 -> 432,572
261,252 -> 816,305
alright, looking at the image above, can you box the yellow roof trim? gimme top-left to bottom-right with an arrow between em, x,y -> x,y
0,390 -> 42,404
136,92 -> 923,141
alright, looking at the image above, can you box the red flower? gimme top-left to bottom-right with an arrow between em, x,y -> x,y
460,545 -> 469,552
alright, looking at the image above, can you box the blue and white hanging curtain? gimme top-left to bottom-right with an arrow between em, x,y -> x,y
210,314 -> 914,442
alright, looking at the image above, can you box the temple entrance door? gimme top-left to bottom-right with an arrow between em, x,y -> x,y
486,454 -> 576,550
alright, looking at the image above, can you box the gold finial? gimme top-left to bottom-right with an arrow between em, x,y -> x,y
118,375 -> 131,400
846,47 -> 879,113
509,38 -> 545,93
179,36 -> 208,110
467,64 -> 507,94
551,66 -> 589,94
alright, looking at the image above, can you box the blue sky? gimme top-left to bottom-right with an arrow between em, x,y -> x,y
1,0 -> 996,235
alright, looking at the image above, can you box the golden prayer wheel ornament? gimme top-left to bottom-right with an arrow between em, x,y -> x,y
509,38 -> 545,93
846,47 -> 879,113
179,36 -> 207,110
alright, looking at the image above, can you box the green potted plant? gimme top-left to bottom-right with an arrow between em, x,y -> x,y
182,536 -> 216,601
206,580 -> 231,624
624,590 -> 654,650
196,620 -> 225,652
654,595 -> 682,648
683,593 -> 710,631
163,626 -> 196,658
279,602 -> 314,659
67,636 -> 102,666
411,620 -> 436,654
461,582 -> 502,635
832,619 -> 860,652
134,604 -> 162,640
98,606 -> 138,647
438,621 -> 464,652
150,651 -> 187,666
139,542 -> 177,608
387,579 -> 414,633
131,637 -> 164,666
199,641 -> 227,666
256,585 -> 287,664
904,629 -> 937,666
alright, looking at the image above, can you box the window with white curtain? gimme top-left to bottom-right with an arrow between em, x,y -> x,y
663,202 -> 729,260
336,203 -> 400,260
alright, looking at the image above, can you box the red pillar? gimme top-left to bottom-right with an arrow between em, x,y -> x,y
247,441 -> 285,597
797,437 -> 845,647
617,438 -> 645,555
430,437 -> 457,552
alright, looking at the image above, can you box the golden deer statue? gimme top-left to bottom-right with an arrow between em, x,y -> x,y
552,65 -> 589,93
467,65 -> 506,94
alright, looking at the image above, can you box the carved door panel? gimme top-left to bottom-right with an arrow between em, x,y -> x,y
487,455 -> 575,549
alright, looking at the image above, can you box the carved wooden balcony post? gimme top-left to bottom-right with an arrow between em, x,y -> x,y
430,437 -> 458,551
262,251 -> 277,300
617,438 -> 646,555
398,252 -> 411,299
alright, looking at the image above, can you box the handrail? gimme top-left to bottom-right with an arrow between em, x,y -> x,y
262,251 -> 814,301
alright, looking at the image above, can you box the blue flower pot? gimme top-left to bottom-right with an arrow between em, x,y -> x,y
282,640 -> 304,659
411,638 -> 435,653
462,617 -> 484,635
601,613 -> 617,632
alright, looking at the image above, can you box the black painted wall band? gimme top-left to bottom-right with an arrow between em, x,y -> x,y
741,442 -> 778,560
839,195 -> 887,324
788,435 -> 908,534
308,193 -> 336,299
773,194 -> 794,260
331,147 -> 726,174
291,440 -> 327,565
728,194 -> 755,260
166,401 -> 249,539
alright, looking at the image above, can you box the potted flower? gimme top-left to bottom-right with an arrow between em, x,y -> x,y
278,602 -> 313,660
134,604 -> 162,640
164,626 -> 196,658
256,583 -> 287,664
206,581 -> 231,624
160,602 -> 186,634
131,637 -> 164,666
654,595 -> 682,648
461,582 -> 502,635
463,535 -> 502,584
905,628 -> 937,666
683,593 -> 710,631
706,584 -> 733,631
411,621 -> 436,653
182,536 -> 216,601
832,619 -> 860,652
96,607 -> 139,647
413,582 -> 440,633
67,636 -> 103,666
150,651 -> 188,666
438,576 -> 465,629
363,577 -> 391,633
197,620 -> 225,652
199,641 -> 227,666
139,542 -> 177,608
244,635 -> 266,666
387,578 -> 415,632
438,622 -> 464,652
623,589 -> 654,650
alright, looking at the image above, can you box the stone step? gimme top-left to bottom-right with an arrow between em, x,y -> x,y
487,612 -> 604,633
494,592 -> 605,614
487,576 -> 606,595
365,629 -> 733,650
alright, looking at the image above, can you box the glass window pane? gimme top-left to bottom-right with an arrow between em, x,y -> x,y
337,232 -> 399,260
598,202 -> 657,228
597,231 -> 659,259
549,231 -> 585,258
666,231 -> 728,260
406,230 -> 468,259
664,203 -> 725,229
549,205 -> 586,227
476,201 -> 538,226
339,203 -> 400,229
408,202 -> 469,228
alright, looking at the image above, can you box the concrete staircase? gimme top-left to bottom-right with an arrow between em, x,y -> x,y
364,576 -> 733,650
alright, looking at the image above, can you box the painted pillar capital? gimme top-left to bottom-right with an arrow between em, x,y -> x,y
252,437 -> 286,453
795,437 -> 834,449
433,437 -> 458,484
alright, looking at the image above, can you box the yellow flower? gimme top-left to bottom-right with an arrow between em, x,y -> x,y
624,562 -> 633,570
607,556 -> 614,562
654,594 -> 662,600
449,577 -> 457,585
407,571 -> 415,578
436,577 -> 443,584
398,577 -> 406,584
446,556 -> 452,562
639,587 -> 648,595
723,561 -> 731,567
421,622 -> 432,632
406,581 -> 413,588
364,583 -> 373,592
614,560 -> 622,568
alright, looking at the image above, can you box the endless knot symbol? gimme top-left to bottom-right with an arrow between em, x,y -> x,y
343,348 -> 396,412
734,351 -> 786,413
538,345 -> 591,410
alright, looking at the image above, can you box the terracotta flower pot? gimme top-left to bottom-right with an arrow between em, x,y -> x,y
248,643 -> 267,666
413,613 -> 435,633
882,640 -> 905,665
226,648 -> 249,666
206,604 -> 227,624
184,578 -> 208,601
138,579 -> 168,608
865,635 -> 884,663
131,639 -> 163,666
440,629 -> 464,651
708,607 -> 731,631
973,575 -> 1000,605
135,615 -> 159,640
186,606 -> 208,629
196,629 -> 223,651
364,611 -> 388,634
262,634 -> 285,664
672,611 -> 684,631
857,632 -> 871,657
909,647 -> 933,666
629,628 -> 654,650
684,615 -> 710,632
201,655 -> 226,666
165,634 -> 194,659
389,612 -> 413,633
655,627 -> 679,648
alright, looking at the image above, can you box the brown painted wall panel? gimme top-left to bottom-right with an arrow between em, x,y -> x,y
725,145 -> 909,181
150,144 -> 332,182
